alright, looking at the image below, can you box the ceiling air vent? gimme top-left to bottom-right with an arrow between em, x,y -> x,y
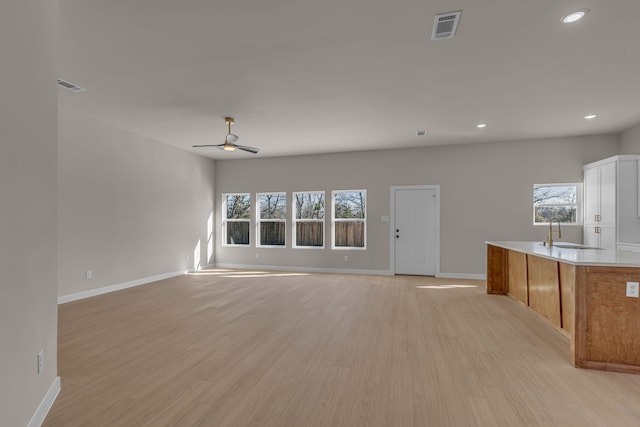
57,79 -> 85,92
431,10 -> 462,40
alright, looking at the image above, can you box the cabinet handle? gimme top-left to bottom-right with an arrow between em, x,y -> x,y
595,227 -> 601,234
596,214 -> 601,222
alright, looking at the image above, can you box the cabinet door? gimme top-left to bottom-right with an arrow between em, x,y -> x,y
599,225 -> 616,250
599,161 -> 617,225
583,167 -> 600,224
584,226 -> 600,248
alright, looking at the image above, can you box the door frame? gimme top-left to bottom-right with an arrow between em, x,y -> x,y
390,185 -> 440,276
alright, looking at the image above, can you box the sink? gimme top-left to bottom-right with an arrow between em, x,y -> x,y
547,243 -> 603,250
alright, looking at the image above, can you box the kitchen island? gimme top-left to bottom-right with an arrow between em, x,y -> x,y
486,241 -> 640,374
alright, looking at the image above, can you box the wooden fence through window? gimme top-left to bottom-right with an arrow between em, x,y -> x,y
230,221 -> 364,247
260,222 -> 285,246
335,221 -> 365,247
295,222 -> 324,247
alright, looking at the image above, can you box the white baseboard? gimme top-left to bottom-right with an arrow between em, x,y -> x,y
436,272 -> 486,280
197,263 -> 216,271
212,264 -> 483,279
27,376 -> 60,427
58,269 -> 187,304
56,266 -> 482,303
214,263 -> 392,276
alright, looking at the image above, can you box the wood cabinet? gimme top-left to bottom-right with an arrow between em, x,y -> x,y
583,155 -> 640,249
526,255 -> 561,328
486,243 -> 640,374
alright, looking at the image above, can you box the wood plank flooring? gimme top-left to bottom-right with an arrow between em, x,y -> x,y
44,270 -> 640,426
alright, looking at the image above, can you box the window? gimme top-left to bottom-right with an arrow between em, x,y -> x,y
533,184 -> 580,224
257,193 -> 286,247
332,190 -> 366,249
223,193 -> 251,245
293,191 -> 325,248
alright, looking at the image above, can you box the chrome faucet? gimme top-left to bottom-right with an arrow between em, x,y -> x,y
547,219 -> 562,246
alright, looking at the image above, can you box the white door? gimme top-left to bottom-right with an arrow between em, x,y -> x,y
394,188 -> 436,275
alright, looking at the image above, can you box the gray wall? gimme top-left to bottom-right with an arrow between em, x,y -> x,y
58,108 -> 216,298
0,1 -> 59,425
215,135 -> 619,275
621,123 -> 640,154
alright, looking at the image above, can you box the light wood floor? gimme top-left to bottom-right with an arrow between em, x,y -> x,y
44,270 -> 640,426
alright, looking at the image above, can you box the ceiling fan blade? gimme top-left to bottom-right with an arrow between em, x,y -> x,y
236,145 -> 259,154
192,143 -> 225,148
226,133 -> 239,143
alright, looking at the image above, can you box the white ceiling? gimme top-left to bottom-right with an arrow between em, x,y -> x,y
58,0 -> 640,159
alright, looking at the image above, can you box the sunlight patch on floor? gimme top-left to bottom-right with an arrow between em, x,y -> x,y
188,269 -> 309,278
222,273 -> 310,278
416,284 -> 478,289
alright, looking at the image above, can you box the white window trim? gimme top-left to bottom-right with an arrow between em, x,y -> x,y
533,183 -> 582,226
256,192 -> 287,248
292,191 -> 325,249
222,193 -> 251,246
331,189 -> 367,250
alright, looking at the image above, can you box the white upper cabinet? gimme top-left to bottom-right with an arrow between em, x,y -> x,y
583,166 -> 600,225
599,161 -> 617,225
583,155 -> 640,250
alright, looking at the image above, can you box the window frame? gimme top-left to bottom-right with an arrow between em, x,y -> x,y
331,189 -> 367,250
532,183 -> 582,226
256,192 -> 287,248
222,193 -> 251,246
292,191 -> 326,249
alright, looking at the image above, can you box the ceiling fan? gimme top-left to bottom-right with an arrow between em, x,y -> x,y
192,117 -> 259,154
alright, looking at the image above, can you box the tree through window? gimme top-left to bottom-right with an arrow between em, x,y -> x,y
293,192 -> 325,248
223,193 -> 250,245
533,184 -> 580,224
332,190 -> 366,249
257,193 -> 286,246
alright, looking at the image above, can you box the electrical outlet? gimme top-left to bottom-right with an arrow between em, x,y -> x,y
627,281 -> 639,298
37,350 -> 44,374
85,270 -> 92,279
344,255 -> 348,262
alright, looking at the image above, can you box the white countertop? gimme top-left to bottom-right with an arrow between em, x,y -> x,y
486,241 -> 640,267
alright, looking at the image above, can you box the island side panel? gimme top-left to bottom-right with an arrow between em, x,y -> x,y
486,244 -> 507,294
584,266 -> 640,368
527,255 -> 561,328
572,266 -> 588,368
558,262 -> 575,336
507,250 -> 528,305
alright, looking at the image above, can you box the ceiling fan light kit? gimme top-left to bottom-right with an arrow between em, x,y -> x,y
192,117 -> 259,154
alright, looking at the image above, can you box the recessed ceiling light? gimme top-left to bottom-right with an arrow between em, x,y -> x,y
416,130 -> 428,136
476,123 -> 487,128
584,114 -> 598,120
562,9 -> 589,24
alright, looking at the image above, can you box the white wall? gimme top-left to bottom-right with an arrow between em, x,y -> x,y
58,108 -> 216,298
621,123 -> 640,154
0,1 -> 59,426
215,135 -> 619,275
